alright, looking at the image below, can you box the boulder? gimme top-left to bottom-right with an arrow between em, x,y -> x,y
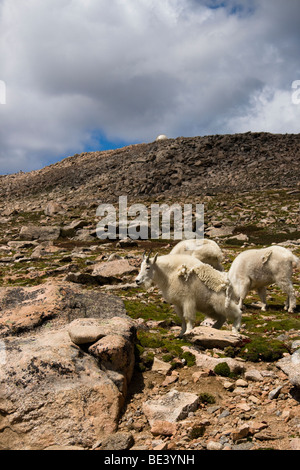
0,328 -> 125,450
0,281 -> 128,336
68,316 -> 135,345
64,271 -> 123,286
61,219 -> 89,237
92,259 -> 139,278
20,225 -> 61,241
151,357 -> 172,375
44,202 -> 64,216
99,432 -> 134,450
89,334 -> 135,386
182,346 -> 245,375
184,326 -> 244,349
116,238 -> 138,248
143,389 -> 200,426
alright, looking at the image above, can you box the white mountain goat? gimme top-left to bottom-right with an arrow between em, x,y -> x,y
135,252 -> 242,336
170,238 -> 224,271
228,245 -> 299,313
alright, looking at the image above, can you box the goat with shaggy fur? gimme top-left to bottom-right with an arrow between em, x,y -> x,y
170,238 -> 224,271
135,253 -> 241,336
228,245 -> 299,313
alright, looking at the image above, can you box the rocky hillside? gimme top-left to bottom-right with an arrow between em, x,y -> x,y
0,132 -> 299,204
0,133 -> 300,451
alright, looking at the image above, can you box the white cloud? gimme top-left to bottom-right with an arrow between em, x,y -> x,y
0,0 -> 300,174
228,86 -> 300,134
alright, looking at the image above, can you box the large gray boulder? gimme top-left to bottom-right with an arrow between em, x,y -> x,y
0,327 -> 128,450
0,281 -> 127,336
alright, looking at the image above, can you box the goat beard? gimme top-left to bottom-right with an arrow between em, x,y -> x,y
141,278 -> 154,290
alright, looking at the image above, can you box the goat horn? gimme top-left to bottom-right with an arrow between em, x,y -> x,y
146,250 -> 152,261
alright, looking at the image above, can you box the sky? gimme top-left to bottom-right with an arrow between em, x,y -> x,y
0,0 -> 300,174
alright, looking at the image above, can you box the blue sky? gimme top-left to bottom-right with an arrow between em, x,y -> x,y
0,0 -> 300,174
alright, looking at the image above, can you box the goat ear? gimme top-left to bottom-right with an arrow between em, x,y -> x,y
153,253 -> 158,263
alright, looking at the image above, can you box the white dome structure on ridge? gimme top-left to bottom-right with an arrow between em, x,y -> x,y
155,134 -> 168,141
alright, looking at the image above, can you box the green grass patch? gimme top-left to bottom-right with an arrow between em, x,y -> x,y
124,298 -> 179,323
242,311 -> 300,334
239,336 -> 288,362
213,362 -> 231,377
136,329 -> 195,369
198,393 -> 216,405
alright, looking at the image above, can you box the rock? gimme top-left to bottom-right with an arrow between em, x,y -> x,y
292,349 -> 300,364
68,316 -> 135,345
0,328 -> 125,450
223,381 -> 235,391
152,441 -> 168,450
20,225 -> 61,241
68,318 -> 105,345
227,233 -> 249,242
64,260 -> 138,286
206,441 -> 223,450
161,371 -> 179,387
74,228 -> 94,241
99,432 -> 134,450
235,379 -> 248,387
44,445 -> 85,450
88,333 -> 135,385
151,357 -> 172,375
291,341 -> 300,352
244,368 -> 264,382
61,219 -> 89,237
116,238 -> 138,248
7,241 -> 38,249
231,424 -> 250,442
206,225 -> 235,238
248,421 -> 268,435
184,326 -> 244,349
182,346 -> 245,375
107,253 -> 122,261
44,202 -> 64,216
143,389 -> 200,426
277,352 -> 300,389
64,272 -> 101,285
64,271 -> 123,286
268,385 -> 283,400
150,421 -> 177,436
290,438 -> 300,450
236,403 -> 251,412
0,281 -> 128,336
92,259 -> 138,278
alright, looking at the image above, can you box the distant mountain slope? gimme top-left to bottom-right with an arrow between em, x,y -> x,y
1,132 -> 299,203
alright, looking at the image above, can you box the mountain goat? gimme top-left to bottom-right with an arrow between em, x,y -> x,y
170,238 -> 224,271
135,252 -> 241,336
228,245 -> 299,313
